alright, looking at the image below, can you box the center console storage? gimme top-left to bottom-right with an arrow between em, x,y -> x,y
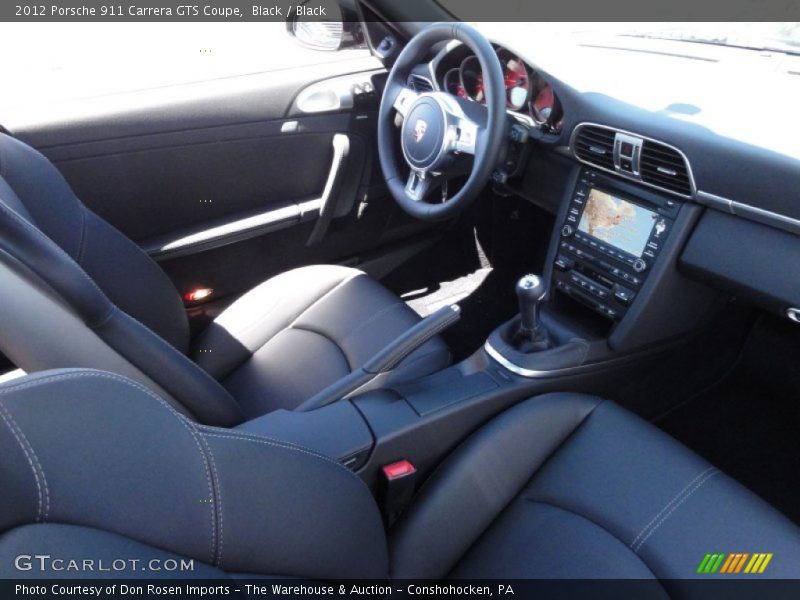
234,358 -> 540,488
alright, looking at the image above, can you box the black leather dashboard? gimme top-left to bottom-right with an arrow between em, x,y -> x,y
441,28 -> 800,320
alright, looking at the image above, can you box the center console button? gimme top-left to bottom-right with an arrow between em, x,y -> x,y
561,224 -> 574,237
632,258 -> 647,272
554,256 -> 573,272
620,141 -> 634,157
613,285 -> 635,306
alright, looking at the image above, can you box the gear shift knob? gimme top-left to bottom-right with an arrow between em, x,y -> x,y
516,273 -> 546,339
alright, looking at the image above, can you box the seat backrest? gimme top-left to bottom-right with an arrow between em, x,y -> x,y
0,133 -> 189,351
0,133 -> 243,425
0,369 -> 388,579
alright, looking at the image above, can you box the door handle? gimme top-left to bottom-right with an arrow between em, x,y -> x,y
306,133 -> 350,246
291,70 -> 383,115
295,81 -> 354,114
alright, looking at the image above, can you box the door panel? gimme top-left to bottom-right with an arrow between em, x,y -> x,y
54,127 -> 339,242
4,40 -> 435,316
13,61 -> 375,243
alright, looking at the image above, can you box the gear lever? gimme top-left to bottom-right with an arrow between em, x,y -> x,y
514,273 -> 549,351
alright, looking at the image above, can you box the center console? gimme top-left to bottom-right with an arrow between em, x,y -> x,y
237,162 -> 723,515
553,169 -> 680,321
486,162 -> 720,375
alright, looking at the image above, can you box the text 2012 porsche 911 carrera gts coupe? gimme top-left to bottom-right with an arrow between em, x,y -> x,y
0,2 -> 799,595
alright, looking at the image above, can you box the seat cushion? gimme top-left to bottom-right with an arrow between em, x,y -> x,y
0,369 -> 388,580
390,393 -> 800,580
192,265 -> 451,418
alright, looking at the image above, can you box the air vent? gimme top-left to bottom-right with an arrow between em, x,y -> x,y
572,123 -> 695,198
640,141 -> 692,196
408,75 -> 434,93
573,125 -> 615,170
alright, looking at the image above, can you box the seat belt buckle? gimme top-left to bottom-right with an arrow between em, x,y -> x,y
380,459 -> 417,525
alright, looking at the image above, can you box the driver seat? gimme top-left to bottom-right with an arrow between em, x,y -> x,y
0,132 -> 450,426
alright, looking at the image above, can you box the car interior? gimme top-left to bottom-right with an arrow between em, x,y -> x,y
1,3 -> 800,585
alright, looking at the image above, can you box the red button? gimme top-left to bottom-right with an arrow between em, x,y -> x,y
382,459 -> 416,480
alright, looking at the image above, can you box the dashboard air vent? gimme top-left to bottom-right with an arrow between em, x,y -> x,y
573,125 -> 615,170
640,141 -> 692,196
408,75 -> 434,93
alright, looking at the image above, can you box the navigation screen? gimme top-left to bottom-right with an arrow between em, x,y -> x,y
578,189 -> 657,257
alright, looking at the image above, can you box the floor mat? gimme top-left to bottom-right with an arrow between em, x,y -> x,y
383,196 -> 552,362
401,267 -> 522,361
656,315 -> 800,524
403,267 -> 494,316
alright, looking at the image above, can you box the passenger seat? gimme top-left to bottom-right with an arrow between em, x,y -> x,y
1,369 -> 798,580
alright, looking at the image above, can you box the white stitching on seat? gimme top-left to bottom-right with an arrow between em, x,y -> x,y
0,200 -> 109,303
198,430 -> 374,495
288,324 -> 354,371
526,498 -> 662,580
633,468 -> 719,552
0,136 -> 7,177
337,301 -> 405,348
0,369 -> 377,561
75,205 -> 88,266
113,308 -> 240,418
213,270 -> 362,343
0,370 -> 218,565
287,272 -> 363,329
196,425 -> 376,491
629,465 -> 717,549
0,402 -> 46,521
197,432 -> 223,568
197,431 -> 378,529
199,431 -> 350,471
193,424 -> 343,464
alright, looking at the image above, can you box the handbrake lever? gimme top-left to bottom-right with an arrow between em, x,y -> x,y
295,304 -> 461,412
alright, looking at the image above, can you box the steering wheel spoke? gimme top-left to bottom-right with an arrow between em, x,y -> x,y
391,85 -> 419,118
405,170 -> 442,202
452,117 -> 480,155
437,94 -> 484,156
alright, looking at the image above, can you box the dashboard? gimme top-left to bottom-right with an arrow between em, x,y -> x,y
431,43 -> 564,133
415,30 -> 800,328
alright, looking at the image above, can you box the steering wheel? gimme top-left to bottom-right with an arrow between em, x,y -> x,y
377,22 -> 507,221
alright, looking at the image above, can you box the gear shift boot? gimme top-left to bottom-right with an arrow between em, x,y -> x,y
513,274 -> 552,353
512,324 -> 551,353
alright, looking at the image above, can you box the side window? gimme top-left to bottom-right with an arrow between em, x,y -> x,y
0,21 -> 373,109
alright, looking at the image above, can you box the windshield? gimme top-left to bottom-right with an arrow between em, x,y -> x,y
618,22 -> 800,55
435,4 -> 800,55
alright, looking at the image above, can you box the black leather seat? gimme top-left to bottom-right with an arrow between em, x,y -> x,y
0,133 -> 450,424
1,369 -> 798,581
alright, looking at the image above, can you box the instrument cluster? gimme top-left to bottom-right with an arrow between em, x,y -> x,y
438,45 -> 563,133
